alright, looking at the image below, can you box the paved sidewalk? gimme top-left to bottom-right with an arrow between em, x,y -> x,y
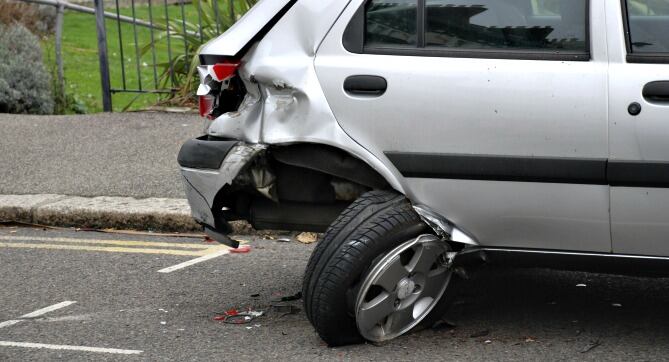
0,112 -> 202,199
0,112 -> 218,232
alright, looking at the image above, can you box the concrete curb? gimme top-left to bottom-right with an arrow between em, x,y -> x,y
0,194 -> 252,234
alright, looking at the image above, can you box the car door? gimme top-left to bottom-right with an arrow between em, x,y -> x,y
608,0 -> 669,256
316,0 -> 612,252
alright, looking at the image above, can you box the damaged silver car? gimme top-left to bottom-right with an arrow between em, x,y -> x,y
178,0 -> 669,346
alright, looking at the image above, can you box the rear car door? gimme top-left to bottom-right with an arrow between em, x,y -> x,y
608,0 -> 669,256
316,0 -> 612,252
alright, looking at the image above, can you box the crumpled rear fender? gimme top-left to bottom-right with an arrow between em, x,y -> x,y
204,0 -> 406,194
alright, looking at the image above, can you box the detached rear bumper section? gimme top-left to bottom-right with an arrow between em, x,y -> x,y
178,137 -> 387,248
178,137 -> 266,247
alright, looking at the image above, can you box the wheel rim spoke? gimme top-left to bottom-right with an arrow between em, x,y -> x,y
358,291 -> 397,332
355,235 -> 453,342
384,307 -> 415,334
407,244 -> 439,275
421,267 -> 450,298
374,256 -> 409,292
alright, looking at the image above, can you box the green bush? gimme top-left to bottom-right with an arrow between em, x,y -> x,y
0,23 -> 54,114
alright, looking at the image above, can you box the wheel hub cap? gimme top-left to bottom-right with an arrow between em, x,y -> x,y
396,278 -> 415,300
354,234 -> 453,342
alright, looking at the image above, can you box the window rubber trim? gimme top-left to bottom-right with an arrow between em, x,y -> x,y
620,0 -> 669,64
344,0 -> 592,62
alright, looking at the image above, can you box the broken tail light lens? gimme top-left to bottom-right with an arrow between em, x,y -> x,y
210,62 -> 240,82
199,94 -> 216,119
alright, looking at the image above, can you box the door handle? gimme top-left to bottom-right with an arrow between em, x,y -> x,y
344,75 -> 387,97
643,81 -> 669,103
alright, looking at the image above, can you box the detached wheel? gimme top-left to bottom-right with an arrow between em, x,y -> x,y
302,191 -> 456,346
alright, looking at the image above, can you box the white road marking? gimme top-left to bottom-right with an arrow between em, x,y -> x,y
157,248 -> 230,273
0,301 -> 76,329
0,320 -> 22,329
0,341 -> 142,355
20,301 -> 77,319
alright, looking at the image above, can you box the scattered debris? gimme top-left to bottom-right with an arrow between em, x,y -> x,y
275,237 -> 292,243
296,232 -> 318,244
611,303 -> 622,308
250,294 -> 260,298
576,284 -> 587,287
158,308 -> 168,313
160,321 -> 167,325
525,337 -> 536,343
271,291 -> 302,302
230,245 -> 252,254
470,330 -> 490,338
214,309 -> 264,324
431,320 -> 456,331
484,340 -> 492,344
272,304 -> 301,317
581,340 -> 601,353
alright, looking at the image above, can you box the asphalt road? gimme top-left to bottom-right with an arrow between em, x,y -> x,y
0,112 -> 202,199
1,225 -> 669,361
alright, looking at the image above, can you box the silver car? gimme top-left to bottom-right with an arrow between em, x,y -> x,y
177,0 -> 669,346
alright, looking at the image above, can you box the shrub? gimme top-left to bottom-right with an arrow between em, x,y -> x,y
0,23 -> 54,114
0,2 -> 56,35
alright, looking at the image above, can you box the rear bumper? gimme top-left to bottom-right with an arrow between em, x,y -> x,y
177,137 -> 267,246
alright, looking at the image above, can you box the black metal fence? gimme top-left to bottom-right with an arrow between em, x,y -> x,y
91,0 -> 246,111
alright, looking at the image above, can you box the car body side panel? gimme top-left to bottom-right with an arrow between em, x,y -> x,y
315,0 -> 612,252
204,0 -> 407,193
200,0 -> 293,57
605,1 -> 669,257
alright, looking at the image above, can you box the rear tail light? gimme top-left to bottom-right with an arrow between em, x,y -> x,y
199,94 -> 216,119
210,62 -> 240,82
198,61 -> 241,119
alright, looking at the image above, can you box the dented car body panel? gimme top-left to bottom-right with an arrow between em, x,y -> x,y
179,0 -> 669,259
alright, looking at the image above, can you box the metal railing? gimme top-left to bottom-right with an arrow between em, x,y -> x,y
15,0 -> 241,112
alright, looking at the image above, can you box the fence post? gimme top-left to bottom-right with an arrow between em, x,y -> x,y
94,0 -> 113,112
54,1 -> 65,109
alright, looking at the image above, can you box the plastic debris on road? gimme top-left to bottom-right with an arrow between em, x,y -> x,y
214,309 -> 264,324
230,245 -> 252,254
271,291 -> 302,302
272,304 -> 301,318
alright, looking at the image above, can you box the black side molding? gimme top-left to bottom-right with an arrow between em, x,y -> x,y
608,160 -> 669,188
386,152 -> 669,188
177,137 -> 238,170
385,152 -> 607,185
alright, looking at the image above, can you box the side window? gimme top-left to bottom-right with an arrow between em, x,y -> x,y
357,0 -> 590,60
625,0 -> 669,54
365,0 -> 418,47
424,0 -> 587,52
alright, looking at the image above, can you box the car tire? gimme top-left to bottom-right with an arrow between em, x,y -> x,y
302,190 -> 457,346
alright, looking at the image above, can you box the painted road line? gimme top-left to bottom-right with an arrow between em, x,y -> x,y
0,235 -> 211,250
0,341 -> 142,355
157,248 -> 231,273
0,242 -> 211,256
20,301 -> 77,319
0,301 -> 77,329
0,320 -> 22,329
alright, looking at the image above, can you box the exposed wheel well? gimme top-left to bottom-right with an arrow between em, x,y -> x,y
212,143 -> 391,232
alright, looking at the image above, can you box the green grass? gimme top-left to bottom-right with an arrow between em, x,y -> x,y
42,2 -> 227,113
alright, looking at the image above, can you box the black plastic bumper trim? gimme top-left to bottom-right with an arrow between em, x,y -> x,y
177,137 -> 238,170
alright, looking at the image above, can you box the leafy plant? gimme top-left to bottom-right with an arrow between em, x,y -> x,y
142,0 -> 257,105
0,23 -> 54,114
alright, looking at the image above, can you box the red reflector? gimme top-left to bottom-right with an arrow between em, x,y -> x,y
199,95 -> 215,119
211,62 -> 240,82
